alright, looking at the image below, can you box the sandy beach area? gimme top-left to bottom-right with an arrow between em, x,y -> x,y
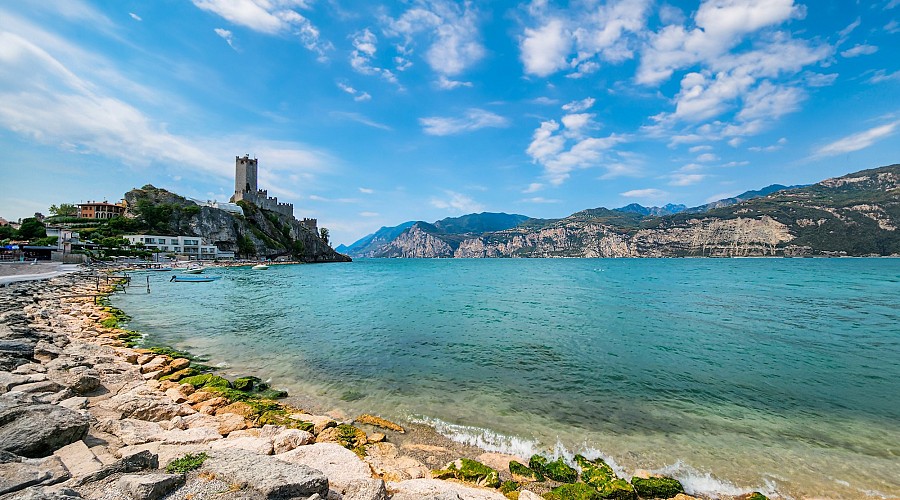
0,264 -> 762,500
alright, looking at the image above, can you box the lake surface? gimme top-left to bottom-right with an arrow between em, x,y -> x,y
114,258 -> 900,499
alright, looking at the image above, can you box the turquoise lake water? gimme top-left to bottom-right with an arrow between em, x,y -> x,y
114,258 -> 900,499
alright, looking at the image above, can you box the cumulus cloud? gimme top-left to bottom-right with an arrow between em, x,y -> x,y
191,0 -> 330,59
430,190 -> 484,213
669,173 -> 706,186
526,115 -> 627,185
814,122 -> 898,157
384,0 -> 484,77
520,0 -> 651,77
436,76 -> 473,90
420,109 -> 508,136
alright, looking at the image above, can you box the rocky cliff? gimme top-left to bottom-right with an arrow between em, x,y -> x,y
123,186 -> 349,262
367,163 -> 900,258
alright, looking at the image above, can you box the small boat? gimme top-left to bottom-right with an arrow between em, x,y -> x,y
251,264 -> 269,270
149,267 -> 173,272
182,267 -> 205,274
170,275 -> 220,282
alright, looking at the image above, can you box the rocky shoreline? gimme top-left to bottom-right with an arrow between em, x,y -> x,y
0,266 -> 769,500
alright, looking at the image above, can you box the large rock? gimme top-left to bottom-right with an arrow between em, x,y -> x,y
203,449 -> 328,498
278,443 -> 372,492
72,450 -> 159,486
50,366 -> 100,394
0,402 -> 89,457
118,473 -> 184,500
344,479 -> 387,500
0,485 -> 82,500
387,479 -> 507,500
101,387 -> 191,421
0,453 -> 70,496
209,436 -> 273,455
98,418 -> 165,446
0,339 -> 35,371
52,440 -> 103,478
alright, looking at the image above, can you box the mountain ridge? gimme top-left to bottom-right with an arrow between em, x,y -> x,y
346,164 -> 900,258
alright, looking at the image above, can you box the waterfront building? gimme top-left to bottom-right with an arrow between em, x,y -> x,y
123,234 -> 234,260
78,201 -> 126,219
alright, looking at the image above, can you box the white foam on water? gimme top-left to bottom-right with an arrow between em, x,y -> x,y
408,415 -> 540,459
657,460 -> 777,499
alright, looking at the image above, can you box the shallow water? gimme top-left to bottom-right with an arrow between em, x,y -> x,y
114,258 -> 900,499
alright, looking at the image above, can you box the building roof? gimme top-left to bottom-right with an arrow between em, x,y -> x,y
78,201 -> 124,207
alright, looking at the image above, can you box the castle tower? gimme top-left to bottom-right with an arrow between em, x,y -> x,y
235,154 -> 257,195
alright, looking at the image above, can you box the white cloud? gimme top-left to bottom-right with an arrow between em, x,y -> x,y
868,69 -> 900,84
359,211 -> 379,217
436,76 -> 473,90
531,97 -> 559,105
0,23 -> 338,190
420,109 -> 508,136
669,173 -> 706,186
337,82 -> 371,102
526,117 -> 627,185
562,97 -> 595,112
520,18 -> 572,76
749,137 -> 787,152
129,12 -> 142,21
350,29 -> 397,84
837,17 -> 860,40
621,188 -> 668,199
191,0 -> 329,59
521,197 -> 560,203
358,187 -> 374,194
523,183 -> 544,193
520,0 -> 651,77
885,20 -> 900,33
840,44 -> 878,58
560,113 -> 594,136
384,0 -> 485,77
430,190 -> 484,213
689,145 -> 712,153
814,122 -> 898,157
696,153 -> 718,162
214,28 -> 236,49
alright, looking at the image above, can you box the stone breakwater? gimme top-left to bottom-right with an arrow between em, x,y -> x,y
0,268 -> 768,500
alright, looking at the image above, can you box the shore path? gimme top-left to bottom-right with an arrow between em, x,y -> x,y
0,264 -> 716,500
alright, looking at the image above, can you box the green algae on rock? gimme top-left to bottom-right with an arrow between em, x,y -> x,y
543,482 -> 602,500
435,458 -> 501,488
574,455 -> 616,488
542,457 -> 578,483
596,478 -> 636,500
631,476 -> 684,498
509,460 -> 544,482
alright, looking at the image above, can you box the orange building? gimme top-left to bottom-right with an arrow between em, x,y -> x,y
78,201 -> 126,219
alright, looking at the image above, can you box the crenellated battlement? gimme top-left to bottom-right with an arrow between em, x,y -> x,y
230,155 -> 294,218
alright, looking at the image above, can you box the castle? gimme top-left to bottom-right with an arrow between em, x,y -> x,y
230,155 -> 317,230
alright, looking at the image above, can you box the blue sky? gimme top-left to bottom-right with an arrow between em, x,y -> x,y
0,0 -> 898,245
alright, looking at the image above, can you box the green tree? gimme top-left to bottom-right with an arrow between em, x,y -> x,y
319,227 -> 329,245
237,235 -> 256,258
16,218 -> 46,240
0,225 -> 13,239
291,239 -> 305,258
49,203 -> 78,216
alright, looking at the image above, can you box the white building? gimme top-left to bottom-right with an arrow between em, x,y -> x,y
124,234 -> 234,260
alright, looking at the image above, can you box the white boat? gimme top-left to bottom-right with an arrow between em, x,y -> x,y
182,267 -> 205,274
251,264 -> 269,270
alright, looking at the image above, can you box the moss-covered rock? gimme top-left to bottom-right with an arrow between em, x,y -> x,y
543,458 -> 577,483
574,455 -> 616,488
510,460 -> 544,481
437,459 -> 501,488
596,478 -> 636,500
740,493 -> 769,500
179,374 -> 231,389
232,376 -> 261,391
159,367 -> 200,382
500,480 -> 519,494
529,454 -> 548,474
631,477 -> 684,499
543,482 -> 601,500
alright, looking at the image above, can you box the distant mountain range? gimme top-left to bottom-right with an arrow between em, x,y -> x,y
337,164 -> 899,258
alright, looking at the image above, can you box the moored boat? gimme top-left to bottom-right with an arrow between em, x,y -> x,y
251,264 -> 269,270
170,275 -> 220,282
